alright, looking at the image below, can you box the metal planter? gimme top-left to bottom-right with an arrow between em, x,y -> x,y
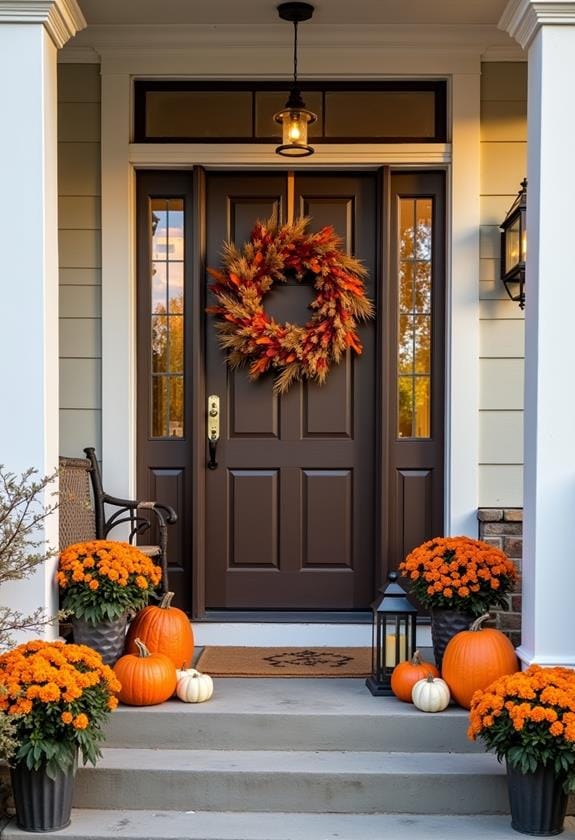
11,757 -> 76,833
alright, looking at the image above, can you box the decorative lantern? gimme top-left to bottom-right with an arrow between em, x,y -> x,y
274,2 -> 317,157
366,571 -> 417,696
500,178 -> 527,309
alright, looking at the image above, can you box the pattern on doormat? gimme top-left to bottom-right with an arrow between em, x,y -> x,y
263,649 -> 354,669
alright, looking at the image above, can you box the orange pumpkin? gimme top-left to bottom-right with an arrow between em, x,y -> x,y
442,613 -> 519,709
125,591 -> 194,669
391,650 -> 440,703
114,638 -> 177,706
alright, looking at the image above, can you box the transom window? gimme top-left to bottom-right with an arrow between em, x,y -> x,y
134,81 -> 447,144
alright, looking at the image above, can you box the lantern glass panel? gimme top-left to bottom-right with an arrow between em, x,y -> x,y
505,217 -> 521,275
385,618 -> 408,667
280,110 -> 312,152
520,207 -> 527,262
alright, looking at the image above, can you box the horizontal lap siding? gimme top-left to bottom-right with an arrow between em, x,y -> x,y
58,64 -> 102,459
479,62 -> 526,508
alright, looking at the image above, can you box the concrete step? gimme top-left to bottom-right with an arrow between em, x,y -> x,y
73,748 -> 508,814
103,678 -> 480,753
4,811 -> 575,839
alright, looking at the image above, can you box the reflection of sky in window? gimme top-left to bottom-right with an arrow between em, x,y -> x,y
152,224 -> 184,261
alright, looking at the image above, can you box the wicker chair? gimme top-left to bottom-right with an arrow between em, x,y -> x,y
59,447 -> 176,593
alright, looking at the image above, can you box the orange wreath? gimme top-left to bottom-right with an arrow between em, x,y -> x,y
207,218 -> 374,393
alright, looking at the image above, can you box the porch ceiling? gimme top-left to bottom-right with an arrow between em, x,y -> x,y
77,0 -> 509,27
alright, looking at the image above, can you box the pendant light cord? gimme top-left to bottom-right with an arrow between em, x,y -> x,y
293,21 -> 299,85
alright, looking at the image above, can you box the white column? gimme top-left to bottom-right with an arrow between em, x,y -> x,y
448,72 -> 481,537
100,71 -> 137,500
0,1 -> 85,636
500,0 -> 575,666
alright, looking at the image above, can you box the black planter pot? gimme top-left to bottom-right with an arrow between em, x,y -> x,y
72,613 -> 128,665
11,757 -> 76,833
506,758 -> 568,836
430,608 -> 474,670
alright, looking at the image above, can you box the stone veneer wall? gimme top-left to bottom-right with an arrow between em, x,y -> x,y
477,508 -> 523,647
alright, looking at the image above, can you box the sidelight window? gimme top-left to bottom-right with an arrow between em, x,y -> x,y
150,198 -> 185,438
397,198 -> 433,439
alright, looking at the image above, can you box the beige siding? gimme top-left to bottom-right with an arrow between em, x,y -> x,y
479,62 -> 527,508
58,64 -> 101,459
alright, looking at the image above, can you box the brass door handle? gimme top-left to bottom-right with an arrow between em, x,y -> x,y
207,395 -> 220,470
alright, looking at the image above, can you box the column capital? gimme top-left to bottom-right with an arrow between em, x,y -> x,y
500,0 -> 575,49
0,0 -> 86,48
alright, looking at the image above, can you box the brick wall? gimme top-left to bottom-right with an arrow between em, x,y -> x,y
477,508 -> 523,647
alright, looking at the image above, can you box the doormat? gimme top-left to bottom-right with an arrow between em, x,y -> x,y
195,646 -> 372,678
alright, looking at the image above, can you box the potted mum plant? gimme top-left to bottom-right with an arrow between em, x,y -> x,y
469,665 -> 575,836
0,639 -> 121,832
58,540 -> 162,665
399,536 -> 518,668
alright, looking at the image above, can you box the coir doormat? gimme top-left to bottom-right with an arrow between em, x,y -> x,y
195,646 -> 372,677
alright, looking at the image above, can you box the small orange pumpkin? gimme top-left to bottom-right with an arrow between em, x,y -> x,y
125,591 -> 194,669
442,613 -> 519,709
391,650 -> 440,703
113,638 -> 177,706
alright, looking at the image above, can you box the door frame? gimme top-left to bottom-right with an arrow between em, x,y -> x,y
100,68 -> 481,615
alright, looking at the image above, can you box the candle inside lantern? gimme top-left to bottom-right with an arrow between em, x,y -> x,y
385,632 -> 407,667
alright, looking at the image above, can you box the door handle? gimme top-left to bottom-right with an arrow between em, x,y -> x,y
207,395 -> 220,470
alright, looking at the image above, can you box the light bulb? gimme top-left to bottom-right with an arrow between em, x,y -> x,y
288,122 -> 301,142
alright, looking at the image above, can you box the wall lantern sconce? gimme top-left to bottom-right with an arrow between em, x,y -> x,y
274,2 -> 317,157
366,571 -> 417,696
500,178 -> 527,309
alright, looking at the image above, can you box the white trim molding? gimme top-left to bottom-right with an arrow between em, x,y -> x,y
0,0 -> 86,48
67,22 -> 522,72
129,144 -> 451,169
499,0 -> 575,50
446,73 -> 481,538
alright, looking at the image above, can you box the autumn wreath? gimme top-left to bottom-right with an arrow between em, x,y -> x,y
207,218 -> 374,393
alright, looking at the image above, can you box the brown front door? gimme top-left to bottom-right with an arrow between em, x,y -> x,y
204,172 -> 377,610
136,168 -> 445,616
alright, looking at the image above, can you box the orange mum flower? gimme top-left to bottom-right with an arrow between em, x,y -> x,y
399,536 -> 518,615
468,665 -> 575,785
0,640 -> 120,775
58,540 -> 162,623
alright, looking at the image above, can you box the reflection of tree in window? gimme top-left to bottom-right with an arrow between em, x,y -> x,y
152,296 -> 184,437
398,199 -> 432,439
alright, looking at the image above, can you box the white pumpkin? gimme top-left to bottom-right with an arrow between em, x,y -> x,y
175,668 -> 214,703
411,674 -> 450,712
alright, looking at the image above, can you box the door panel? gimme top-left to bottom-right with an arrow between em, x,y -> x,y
204,172 -> 376,610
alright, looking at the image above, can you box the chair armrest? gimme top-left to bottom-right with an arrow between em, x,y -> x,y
101,495 -> 177,595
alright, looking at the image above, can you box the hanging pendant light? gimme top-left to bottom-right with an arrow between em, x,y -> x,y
274,2 -> 317,157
